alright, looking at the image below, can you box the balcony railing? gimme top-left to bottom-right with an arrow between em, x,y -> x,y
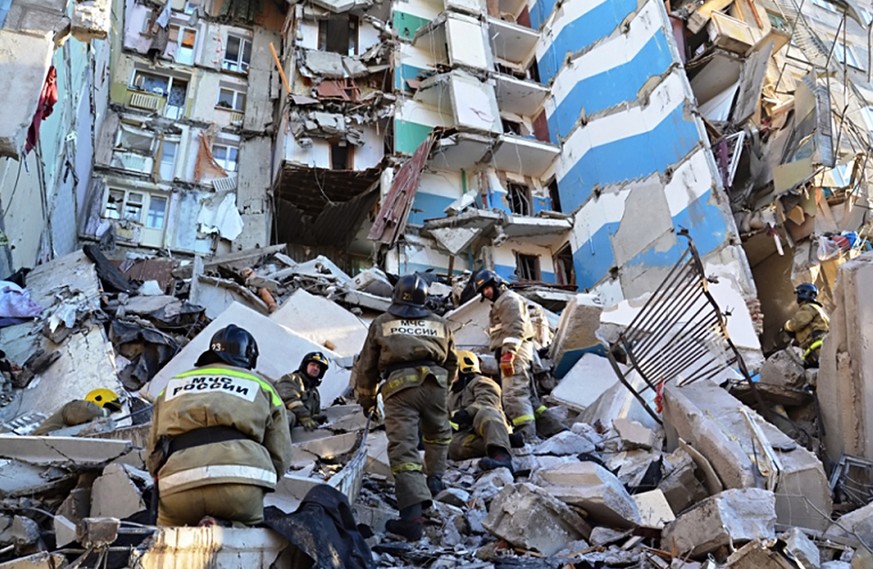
230,111 -> 245,126
128,91 -> 164,111
111,151 -> 155,174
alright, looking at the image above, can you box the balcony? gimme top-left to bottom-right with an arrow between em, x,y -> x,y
128,90 -> 164,112
413,13 -> 490,71
413,70 -> 502,134
487,133 -> 559,177
110,150 -> 155,174
230,111 -> 244,126
493,73 -> 548,116
487,17 -> 538,68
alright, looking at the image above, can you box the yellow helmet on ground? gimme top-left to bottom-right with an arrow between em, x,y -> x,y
457,351 -> 480,375
84,388 -> 122,412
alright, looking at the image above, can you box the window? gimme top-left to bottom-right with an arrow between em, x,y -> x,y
836,43 -> 860,68
116,124 -> 155,153
213,143 -> 239,172
507,182 -> 532,215
318,16 -> 358,55
811,0 -> 837,11
132,70 -> 170,94
330,143 -> 352,169
169,26 -> 197,65
104,189 -> 168,229
160,140 -> 178,180
515,253 -> 541,281
553,243 -> 575,286
147,196 -> 168,229
547,178 -> 562,213
502,118 -> 523,135
217,88 -> 246,111
223,35 -> 252,72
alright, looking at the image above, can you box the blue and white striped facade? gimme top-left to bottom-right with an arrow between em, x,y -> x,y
535,0 -> 757,303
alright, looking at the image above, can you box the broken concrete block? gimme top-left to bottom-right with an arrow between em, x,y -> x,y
633,490 -> 675,529
661,488 -> 776,557
779,528 -> 820,568
130,526 -> 293,568
725,539 -> 796,568
56,487 -> 91,522
435,488 -> 470,508
820,562 -> 851,569
551,354 -> 619,410
9,516 -> 39,546
580,370 -> 659,430
271,289 -> 369,357
534,462 -> 641,528
549,294 -> 604,376
483,483 -> 591,556
589,527 -> 631,546
662,381 -> 832,530
0,552 -> 67,569
570,422 -> 605,448
76,517 -> 120,549
759,348 -> 806,389
823,501 -> 873,549
91,463 -> 146,519
54,515 -> 77,548
471,467 -> 515,503
604,449 -> 658,489
533,430 -> 596,456
614,418 -> 660,451
658,448 -> 708,515
349,268 -> 393,297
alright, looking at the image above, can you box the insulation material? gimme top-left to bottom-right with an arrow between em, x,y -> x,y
196,192 -> 244,241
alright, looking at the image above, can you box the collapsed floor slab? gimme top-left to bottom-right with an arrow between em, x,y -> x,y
270,289 -> 369,357
662,381 -> 832,530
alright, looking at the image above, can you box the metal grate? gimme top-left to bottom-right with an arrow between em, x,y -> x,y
607,231 -> 755,423
129,91 -> 162,111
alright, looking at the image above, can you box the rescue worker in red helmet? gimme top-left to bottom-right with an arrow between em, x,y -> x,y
354,274 -> 458,541
147,324 -> 291,526
276,352 -> 330,432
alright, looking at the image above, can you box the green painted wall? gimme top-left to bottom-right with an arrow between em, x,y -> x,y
393,11 -> 431,40
394,119 -> 433,155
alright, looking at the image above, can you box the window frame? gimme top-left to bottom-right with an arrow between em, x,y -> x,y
216,87 -> 246,112
515,252 -> 542,281
223,34 -> 252,73
103,188 -> 169,230
212,143 -> 239,172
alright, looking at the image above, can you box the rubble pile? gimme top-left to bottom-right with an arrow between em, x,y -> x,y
0,243 -> 872,568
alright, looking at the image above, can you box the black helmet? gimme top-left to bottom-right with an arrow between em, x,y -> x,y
473,269 -> 503,300
196,324 -> 259,369
388,274 -> 430,318
795,283 -> 818,303
300,351 -> 329,380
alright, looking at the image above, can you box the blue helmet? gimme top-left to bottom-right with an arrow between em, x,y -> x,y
795,283 -> 818,303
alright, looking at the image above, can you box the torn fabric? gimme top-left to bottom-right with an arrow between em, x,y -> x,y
197,192 -> 244,241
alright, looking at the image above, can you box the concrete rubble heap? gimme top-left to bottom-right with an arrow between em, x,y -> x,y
0,241 -> 871,568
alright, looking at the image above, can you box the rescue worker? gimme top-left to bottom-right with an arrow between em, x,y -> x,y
276,352 -> 329,432
474,269 -> 542,442
354,274 -> 458,541
33,388 -> 122,435
448,351 -> 514,473
146,324 -> 292,527
784,283 -> 830,368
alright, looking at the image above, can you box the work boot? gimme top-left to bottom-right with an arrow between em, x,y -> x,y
508,431 -> 525,448
478,447 -> 514,473
426,475 -> 445,496
517,422 -> 539,444
536,408 -> 567,438
385,504 -> 424,541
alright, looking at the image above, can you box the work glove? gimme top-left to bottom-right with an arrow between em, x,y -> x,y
313,413 -> 328,425
300,416 -> 318,431
500,352 -> 516,377
451,409 -> 473,431
357,393 -> 377,417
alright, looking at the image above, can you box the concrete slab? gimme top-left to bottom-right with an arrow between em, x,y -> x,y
580,370 -> 659,430
534,462 -> 642,528
663,381 -> 832,530
658,448 -> 709,515
779,528 -> 820,568
549,294 -> 604,378
550,354 -> 620,411
91,464 -> 146,519
0,436 -> 138,466
614,418 -> 660,450
145,302 -> 351,406
661,488 -> 776,557
0,459 -> 76,496
533,431 -> 596,456
0,552 -> 67,569
483,482 -> 591,556
724,539 -> 796,568
758,348 -> 806,390
445,297 -> 491,350
633,489 -> 675,529
0,31 -> 55,157
54,515 -> 77,547
270,289 -> 368,357
129,527 -> 292,569
822,501 -> 873,549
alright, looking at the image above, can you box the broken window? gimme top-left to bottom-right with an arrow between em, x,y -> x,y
547,178 -> 561,213
835,42 -> 860,68
223,35 -> 252,72
330,143 -> 353,169
104,189 -> 124,219
147,196 -> 168,229
116,124 -> 155,153
159,140 -> 178,180
125,192 -> 145,222
553,243 -> 575,286
132,70 -> 169,95
507,182 -> 532,215
318,16 -> 359,56
166,79 -> 188,119
217,87 -> 246,111
213,143 -> 239,172
502,118 -> 523,135
169,26 -> 197,65
515,253 -> 541,281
